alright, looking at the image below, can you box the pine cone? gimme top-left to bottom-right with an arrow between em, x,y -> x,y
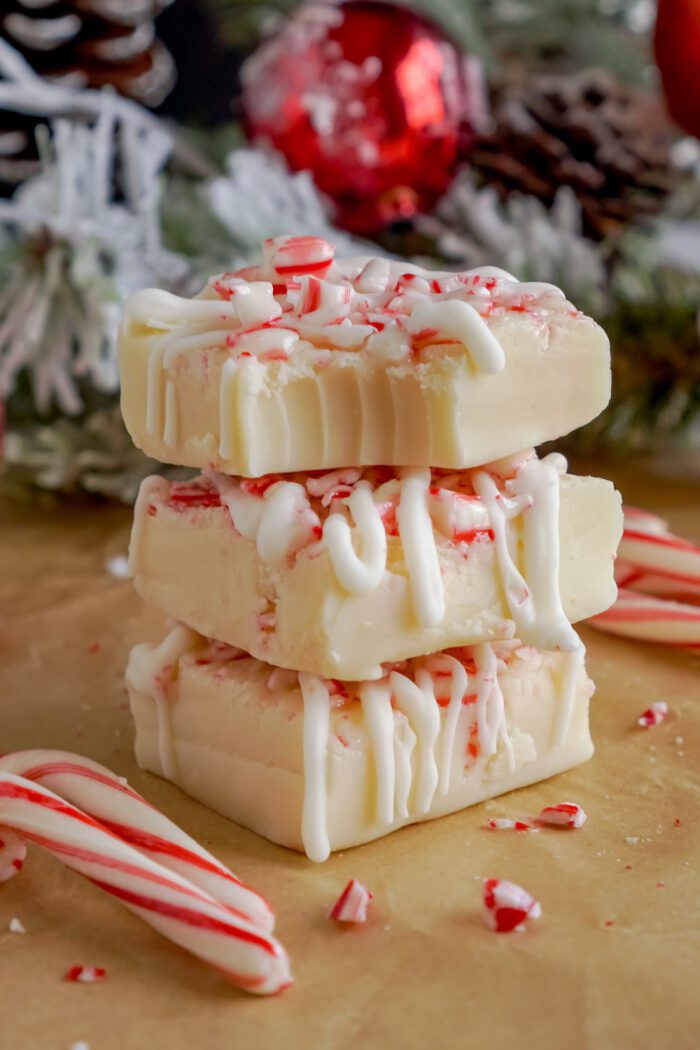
471,71 -> 680,240
0,0 -> 177,192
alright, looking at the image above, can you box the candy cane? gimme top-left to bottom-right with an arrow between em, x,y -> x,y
589,506 -> 700,651
590,588 -> 700,648
0,750 -> 273,933
616,506 -> 700,594
0,775 -> 292,995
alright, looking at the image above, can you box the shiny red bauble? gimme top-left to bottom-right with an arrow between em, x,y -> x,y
241,0 -> 482,233
655,0 -> 700,138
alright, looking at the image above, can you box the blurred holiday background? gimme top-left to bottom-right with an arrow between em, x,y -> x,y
0,0 -> 698,501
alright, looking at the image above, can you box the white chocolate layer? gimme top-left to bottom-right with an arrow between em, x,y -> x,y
129,464 -> 622,680
119,242 -> 610,476
127,629 -> 594,861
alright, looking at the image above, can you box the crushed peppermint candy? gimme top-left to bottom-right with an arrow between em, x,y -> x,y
70,1043 -> 90,1050
637,701 -> 668,728
104,554 -> 130,579
64,966 -> 107,984
537,802 -> 587,829
138,236 -> 577,370
485,818 -> 533,831
0,828 -> 27,882
482,879 -> 541,933
8,917 -> 25,933
329,880 -> 373,923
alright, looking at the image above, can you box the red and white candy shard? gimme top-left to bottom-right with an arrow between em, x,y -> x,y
64,966 -> 106,984
329,880 -> 373,923
482,878 -> 541,933
637,701 -> 669,728
485,818 -> 532,831
0,827 -> 26,882
537,802 -> 587,829
263,235 -> 335,278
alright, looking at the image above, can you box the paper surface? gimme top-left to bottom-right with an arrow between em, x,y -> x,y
1,461 -> 699,1050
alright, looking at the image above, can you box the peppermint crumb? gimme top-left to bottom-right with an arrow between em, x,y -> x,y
604,920 -> 615,928
656,881 -> 666,889
674,736 -> 684,745
71,1043 -> 90,1050
105,554 -> 130,579
64,966 -> 106,984
9,918 -> 25,933
625,836 -> 639,845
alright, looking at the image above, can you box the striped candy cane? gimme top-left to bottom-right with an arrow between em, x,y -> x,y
589,506 -> 700,651
0,750 -> 273,933
0,769 -> 291,995
590,588 -> 700,648
616,506 -> 700,599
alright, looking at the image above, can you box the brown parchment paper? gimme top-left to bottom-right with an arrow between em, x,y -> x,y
1,461 -> 699,1050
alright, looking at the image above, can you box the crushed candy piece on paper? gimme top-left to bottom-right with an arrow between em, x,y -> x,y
105,555 -> 130,579
482,879 -> 541,933
537,802 -> 587,829
485,818 -> 533,831
637,702 -> 668,728
330,880 -> 373,923
64,966 -> 107,984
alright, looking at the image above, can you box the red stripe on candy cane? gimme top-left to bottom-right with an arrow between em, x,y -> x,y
596,602 -> 700,624
97,820 -> 245,885
88,878 -> 278,957
22,832 -> 217,905
21,761 -> 153,808
622,528 -> 699,552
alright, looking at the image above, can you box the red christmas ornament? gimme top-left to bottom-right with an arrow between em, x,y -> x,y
241,0 -> 483,233
655,0 -> 700,139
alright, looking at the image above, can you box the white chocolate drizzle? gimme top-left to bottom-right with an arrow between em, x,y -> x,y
213,474 -> 321,567
298,673 -> 331,863
218,357 -> 238,461
396,468 -> 446,628
554,644 -> 586,746
471,454 -> 579,652
128,475 -> 169,575
126,625 -> 198,781
324,483 -> 387,593
436,655 -> 468,795
360,681 -> 396,825
472,643 -> 515,773
389,669 -> 441,813
405,299 -> 505,374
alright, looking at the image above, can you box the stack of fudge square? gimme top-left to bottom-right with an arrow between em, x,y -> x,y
121,236 -> 622,862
